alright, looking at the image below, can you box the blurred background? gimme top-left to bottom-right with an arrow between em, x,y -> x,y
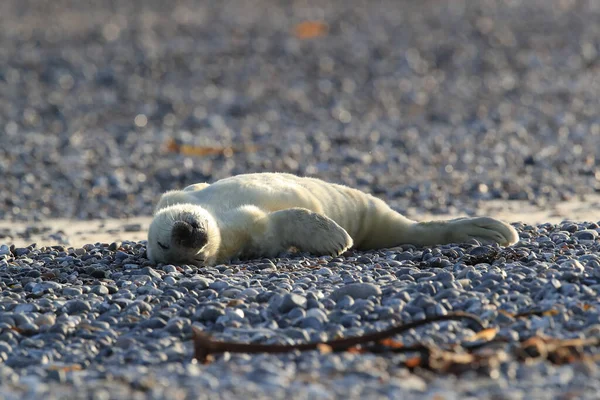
1,0 -> 599,223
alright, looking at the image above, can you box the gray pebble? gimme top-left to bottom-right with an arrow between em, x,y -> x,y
316,267 -> 333,276
196,306 -> 225,322
287,307 -> 306,320
140,317 -> 168,329
19,323 -> 40,335
255,262 -> 277,272
573,230 -> 598,241
35,314 -> 56,327
140,266 -> 161,279
221,288 -> 242,298
63,300 -> 92,314
208,280 -> 229,291
560,259 -> 584,273
335,295 -> 355,309
434,271 -> 455,282
123,223 -> 142,232
62,287 -> 83,296
330,283 -> 382,301
13,303 -> 38,313
305,308 -> 329,323
279,293 -> 307,313
47,369 -> 67,383
340,313 -> 361,327
240,288 -> 260,299
282,328 -> 310,341
299,316 -> 324,330
91,285 -> 110,295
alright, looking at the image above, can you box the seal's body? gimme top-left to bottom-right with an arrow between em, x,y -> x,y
147,173 -> 518,266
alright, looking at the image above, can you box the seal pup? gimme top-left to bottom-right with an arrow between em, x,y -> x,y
147,173 -> 518,266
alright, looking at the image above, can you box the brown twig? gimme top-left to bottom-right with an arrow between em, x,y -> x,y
193,312 -> 484,362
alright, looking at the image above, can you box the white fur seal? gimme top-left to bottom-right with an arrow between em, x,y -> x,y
146,173 -> 518,266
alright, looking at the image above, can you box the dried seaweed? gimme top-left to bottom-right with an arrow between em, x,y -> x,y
193,312 -> 484,363
192,310 -> 600,374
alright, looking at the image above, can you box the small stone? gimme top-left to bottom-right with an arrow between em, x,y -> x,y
12,313 -> 33,326
123,223 -> 142,232
287,307 -> 306,320
573,230 -> 598,241
14,303 -> 39,313
63,300 -> 91,314
220,309 -> 245,323
35,314 -> 56,327
221,288 -> 242,298
240,288 -> 260,299
255,262 -> 277,272
165,318 -> 189,335
196,306 -> 225,322
192,277 -> 210,290
0,342 -> 13,354
434,288 -> 461,300
330,283 -> 382,301
434,271 -> 455,282
559,259 -> 584,273
316,267 -> 333,276
162,265 -> 178,273
140,317 -> 168,329
394,252 -> 414,261
136,286 -> 163,296
208,281 -> 229,291
305,308 -> 329,322
47,369 -> 66,383
19,323 -> 40,335
433,303 -> 448,316
496,312 -> 515,324
139,267 -> 161,279
49,323 -> 70,336
164,276 -> 177,285
335,295 -> 355,309
282,328 -> 310,341
279,293 -> 307,313
14,248 -> 30,257
90,269 -> 108,279
299,316 -> 324,330
6,356 -> 44,368
62,287 -> 83,296
91,285 -> 109,295
469,246 -> 494,257
340,313 -> 360,327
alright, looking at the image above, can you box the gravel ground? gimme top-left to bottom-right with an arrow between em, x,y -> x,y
2,224 -> 600,399
1,0 -> 600,398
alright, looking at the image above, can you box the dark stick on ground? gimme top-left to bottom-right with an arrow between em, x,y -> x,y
192,311 -> 485,363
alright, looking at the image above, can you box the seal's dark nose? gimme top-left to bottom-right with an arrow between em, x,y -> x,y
172,221 -> 207,249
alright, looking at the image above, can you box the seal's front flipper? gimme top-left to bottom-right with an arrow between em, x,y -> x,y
261,208 -> 353,257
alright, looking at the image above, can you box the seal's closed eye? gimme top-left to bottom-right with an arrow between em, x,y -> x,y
157,241 -> 170,250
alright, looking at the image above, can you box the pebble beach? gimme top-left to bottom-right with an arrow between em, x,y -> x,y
1,0 -> 600,399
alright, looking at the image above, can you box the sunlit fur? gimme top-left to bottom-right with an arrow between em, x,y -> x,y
147,204 -> 221,266
146,173 -> 518,266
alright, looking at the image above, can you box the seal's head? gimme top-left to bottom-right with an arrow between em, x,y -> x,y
147,204 -> 220,266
